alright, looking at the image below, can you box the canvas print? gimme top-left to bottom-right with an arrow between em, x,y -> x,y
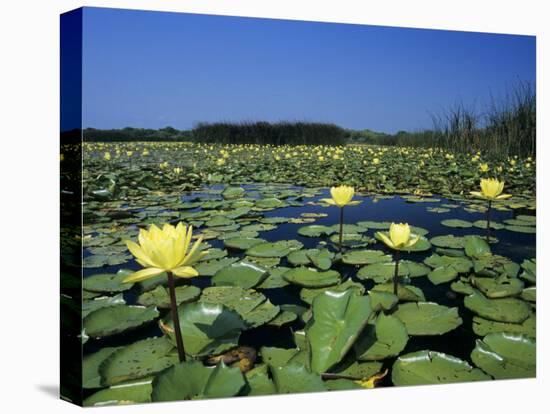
60,6 -> 536,407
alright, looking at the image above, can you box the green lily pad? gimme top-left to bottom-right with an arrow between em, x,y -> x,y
520,259 -> 536,283
256,266 -> 290,289
212,261 -> 268,289
393,302 -> 462,335
136,285 -> 201,308
368,290 -> 399,311
306,289 -> 373,373
441,219 -> 473,228
245,240 -> 303,258
83,378 -> 153,406
83,269 -> 134,293
472,314 -> 536,337
521,286 -> 536,302
424,254 -> 472,273
83,347 -> 122,388
84,305 -> 159,338
222,186 -> 245,200
82,294 -> 125,318
472,276 -> 524,298
473,220 -> 505,230
199,286 -> 279,328
392,350 -> 490,385
471,333 -> 536,379
505,225 -> 536,233
99,336 -> 179,386
464,236 -> 491,258
342,249 -> 392,266
427,266 -> 458,285
162,302 -> 247,357
355,313 -> 409,361
255,197 -> 284,209
195,257 -> 239,276
371,283 -> 426,302
464,289 -> 531,323
224,237 -> 266,250
152,361 -> 245,401
300,279 -> 365,304
297,225 -> 334,237
430,235 -> 465,249
283,267 -> 341,288
357,262 -> 407,283
270,363 -> 327,393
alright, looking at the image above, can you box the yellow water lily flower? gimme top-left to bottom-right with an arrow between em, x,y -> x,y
479,163 -> 489,172
173,167 -> 182,175
123,222 -> 208,283
470,178 -> 512,200
354,369 -> 388,389
377,223 -> 419,250
373,158 -> 380,165
104,152 -> 111,161
321,185 -> 361,207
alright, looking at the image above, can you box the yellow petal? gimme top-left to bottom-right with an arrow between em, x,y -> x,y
172,266 -> 199,278
125,240 -> 157,268
122,267 -> 164,283
320,198 -> 337,205
376,232 -> 395,249
496,194 -> 512,200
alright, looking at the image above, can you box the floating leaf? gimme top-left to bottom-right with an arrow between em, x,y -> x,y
83,269 -> 134,293
306,290 -> 373,373
84,378 -> 152,406
152,361 -> 245,401
472,314 -> 536,337
471,333 -> 536,379
212,261 -> 268,289
342,249 -> 392,266
392,350 -> 490,385
224,237 -> 266,250
283,267 -> 341,288
99,337 -> 179,386
270,363 -> 327,393
245,240 -> 303,258
464,289 -> 531,323
84,305 -> 159,338
441,219 -> 473,228
355,313 -> 408,361
393,302 -> 462,335
162,302 -> 246,357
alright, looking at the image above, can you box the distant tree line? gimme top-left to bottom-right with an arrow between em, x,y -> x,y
83,127 -> 192,142
192,121 -> 347,146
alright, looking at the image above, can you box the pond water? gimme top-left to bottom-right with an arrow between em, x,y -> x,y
82,183 -> 535,392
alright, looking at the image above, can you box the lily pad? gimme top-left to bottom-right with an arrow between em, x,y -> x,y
200,286 -> 279,328
83,346 -> 122,388
224,237 -> 266,250
392,350 -> 490,385
357,262 -> 407,283
84,378 -> 153,406
471,333 -> 536,379
472,276 -> 524,298
427,266 -> 458,285
430,235 -> 465,249
297,225 -> 334,237
355,313 -> 409,361
270,363 -> 327,393
84,305 -> 159,338
82,294 -> 125,318
245,240 -> 303,258
393,302 -> 462,336
283,267 -> 341,288
136,285 -> 201,308
372,283 -> 426,302
300,279 -> 365,304
83,269 -> 135,293
441,219 -> 473,228
212,261 -> 268,289
162,302 -> 247,357
472,314 -> 536,337
306,289 -> 373,373
152,361 -> 246,401
99,336 -> 179,386
464,289 -> 531,323
342,249 -> 392,266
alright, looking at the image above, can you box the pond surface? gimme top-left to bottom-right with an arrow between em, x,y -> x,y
82,184 -> 535,393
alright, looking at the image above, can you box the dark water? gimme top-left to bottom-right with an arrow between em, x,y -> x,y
83,185 -> 535,389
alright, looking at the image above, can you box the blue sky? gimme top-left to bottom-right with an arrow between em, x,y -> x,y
81,7 -> 535,133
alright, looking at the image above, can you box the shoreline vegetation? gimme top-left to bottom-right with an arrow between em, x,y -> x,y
79,82 -> 535,158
